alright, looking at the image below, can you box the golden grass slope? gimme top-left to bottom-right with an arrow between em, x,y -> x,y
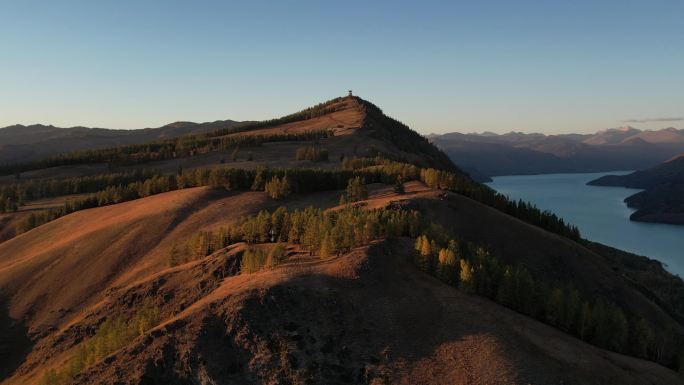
0,183 -> 682,384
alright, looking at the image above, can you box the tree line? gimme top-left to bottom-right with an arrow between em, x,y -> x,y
295,146 -> 329,162
240,243 -> 287,273
4,96 -> 349,176
179,205 -> 422,265
177,201 -> 682,370
342,156 -> 581,241
39,299 -> 160,385
13,168 -> 381,234
0,169 -> 160,212
0,130 -> 330,176
11,157 -> 581,247
414,234 -> 684,369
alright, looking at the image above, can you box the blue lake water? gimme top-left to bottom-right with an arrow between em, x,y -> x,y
487,172 -> 684,277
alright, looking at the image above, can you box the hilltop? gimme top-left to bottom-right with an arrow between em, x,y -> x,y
1,95 -> 683,384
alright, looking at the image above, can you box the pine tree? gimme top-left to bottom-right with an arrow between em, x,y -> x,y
280,175 -> 292,197
497,268 -> 515,307
344,176 -> 368,203
608,305 -> 629,352
415,236 -> 431,271
437,247 -> 457,284
576,301 -> 592,341
630,317 -> 654,359
459,259 -> 474,293
563,288 -> 580,332
545,287 -> 566,328
251,168 -> 266,191
266,243 -> 287,267
429,240 -> 439,273
319,233 -> 335,258
415,235 -> 424,252
394,177 -> 405,194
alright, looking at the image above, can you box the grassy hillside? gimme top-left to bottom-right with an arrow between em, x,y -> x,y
1,185 -> 682,384
1,95 -> 683,384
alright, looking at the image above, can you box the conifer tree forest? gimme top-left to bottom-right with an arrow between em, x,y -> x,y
178,205 -> 683,370
6,157 -> 581,242
38,299 -> 161,385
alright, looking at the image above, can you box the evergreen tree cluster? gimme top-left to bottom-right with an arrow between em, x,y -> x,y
295,146 -> 329,162
342,156 -> 581,241
39,299 -> 160,385
339,176 -> 368,204
0,130 -> 330,176
413,234 -> 682,367
9,158 -> 581,245
0,169 -> 160,207
240,243 -> 287,273
183,206 -> 422,262
8,154 -> 581,248
341,156 -> 421,181
13,168 -> 378,234
264,175 -> 292,200
0,196 -> 18,213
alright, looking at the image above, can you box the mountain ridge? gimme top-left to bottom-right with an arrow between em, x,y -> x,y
430,127 -> 684,180
0,119 -> 245,165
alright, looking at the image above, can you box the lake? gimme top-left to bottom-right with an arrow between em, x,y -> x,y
487,172 -> 684,277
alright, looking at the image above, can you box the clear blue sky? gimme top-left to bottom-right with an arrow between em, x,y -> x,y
1,0 -> 682,134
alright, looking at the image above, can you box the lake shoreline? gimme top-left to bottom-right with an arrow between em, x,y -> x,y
487,172 -> 684,277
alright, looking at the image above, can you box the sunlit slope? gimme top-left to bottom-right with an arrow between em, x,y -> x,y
1,183 -> 682,384
0,96 -> 458,184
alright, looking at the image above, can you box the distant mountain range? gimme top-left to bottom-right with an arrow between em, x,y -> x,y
430,127 -> 684,181
589,154 -> 684,224
0,119 -> 244,165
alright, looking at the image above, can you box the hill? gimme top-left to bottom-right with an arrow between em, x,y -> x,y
430,128 -> 684,180
0,119 -> 243,165
0,96 -> 457,182
1,95 -> 683,384
1,184 -> 683,384
588,155 -> 684,224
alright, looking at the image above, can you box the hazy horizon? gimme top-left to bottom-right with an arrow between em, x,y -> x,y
3,108 -> 682,137
1,0 -> 682,135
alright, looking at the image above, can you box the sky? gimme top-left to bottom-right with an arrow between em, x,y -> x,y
1,0 -> 682,135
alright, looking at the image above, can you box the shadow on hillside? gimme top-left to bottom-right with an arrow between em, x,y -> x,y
190,240 -> 523,384
0,293 -> 32,381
